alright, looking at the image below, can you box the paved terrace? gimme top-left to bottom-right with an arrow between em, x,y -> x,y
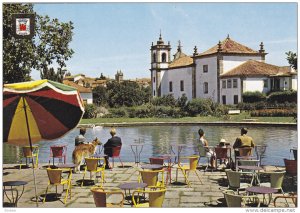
3,163 -> 297,208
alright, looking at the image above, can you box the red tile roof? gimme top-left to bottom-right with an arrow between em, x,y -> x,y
200,37 -> 259,56
169,52 -> 193,68
62,80 -> 92,93
221,60 -> 293,78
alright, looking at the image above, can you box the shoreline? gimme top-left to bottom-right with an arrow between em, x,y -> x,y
78,121 -> 297,128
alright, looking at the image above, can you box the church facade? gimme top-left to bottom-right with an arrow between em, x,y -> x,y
150,34 -> 297,105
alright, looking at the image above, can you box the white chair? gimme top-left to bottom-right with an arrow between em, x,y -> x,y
198,145 -> 213,172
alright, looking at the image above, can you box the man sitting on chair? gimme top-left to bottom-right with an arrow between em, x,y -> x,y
104,128 -> 122,169
233,127 -> 255,157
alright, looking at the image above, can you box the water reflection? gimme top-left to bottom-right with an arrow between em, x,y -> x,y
3,125 -> 297,166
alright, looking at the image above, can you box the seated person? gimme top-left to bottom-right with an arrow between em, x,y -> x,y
198,128 -> 215,168
217,138 -> 230,166
75,127 -> 86,146
233,127 -> 255,157
104,128 -> 122,169
218,138 -> 227,148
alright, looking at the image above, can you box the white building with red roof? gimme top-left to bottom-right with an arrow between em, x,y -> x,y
150,34 -> 297,104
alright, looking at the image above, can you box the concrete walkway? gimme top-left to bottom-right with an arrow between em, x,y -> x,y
3,163 -> 297,208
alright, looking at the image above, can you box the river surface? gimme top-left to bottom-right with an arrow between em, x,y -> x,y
3,125 -> 297,166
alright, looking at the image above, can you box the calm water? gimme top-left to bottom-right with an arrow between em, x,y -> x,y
3,125 -> 297,166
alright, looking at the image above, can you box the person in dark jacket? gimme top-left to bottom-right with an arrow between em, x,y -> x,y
104,128 -> 122,169
75,127 -> 86,146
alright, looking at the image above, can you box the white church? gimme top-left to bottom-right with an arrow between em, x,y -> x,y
150,34 -> 297,105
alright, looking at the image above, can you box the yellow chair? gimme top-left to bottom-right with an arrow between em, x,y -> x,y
82,157 -> 105,187
138,169 -> 164,187
223,190 -> 260,207
19,146 -> 39,169
132,186 -> 166,207
176,155 -> 203,187
90,187 -> 125,207
43,168 -> 72,204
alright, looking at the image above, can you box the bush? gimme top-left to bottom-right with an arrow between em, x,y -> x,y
83,104 -> 96,119
94,106 -> 109,118
213,104 -> 229,117
153,106 -> 183,118
128,105 -> 153,118
242,91 -> 266,103
250,109 -> 297,117
151,94 -> 177,106
267,90 -> 297,103
109,107 -> 128,118
185,98 -> 213,117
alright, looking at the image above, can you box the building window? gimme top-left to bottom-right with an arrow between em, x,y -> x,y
153,76 -> 155,83
222,80 -> 226,89
152,53 -> 156,62
203,65 -> 208,73
222,95 -> 226,105
227,79 -> 232,88
204,82 -> 208,94
234,95 -> 238,104
153,90 -> 155,96
263,79 -> 268,88
180,80 -> 184,91
169,81 -> 173,92
233,79 -> 237,88
162,53 -> 167,62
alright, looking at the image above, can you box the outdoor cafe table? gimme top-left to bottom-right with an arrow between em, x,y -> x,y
118,182 -> 147,205
238,165 -> 264,185
3,181 -> 27,207
170,143 -> 194,163
130,143 -> 144,166
246,186 -> 278,206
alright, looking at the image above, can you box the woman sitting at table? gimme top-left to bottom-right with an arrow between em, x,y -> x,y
198,128 -> 215,168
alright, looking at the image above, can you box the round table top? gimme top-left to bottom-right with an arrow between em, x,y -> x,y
238,166 -> 263,171
246,186 -> 278,194
55,163 -> 77,168
141,164 -> 164,170
118,182 -> 147,190
3,181 -> 28,187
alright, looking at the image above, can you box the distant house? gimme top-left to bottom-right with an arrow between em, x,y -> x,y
220,60 -> 297,104
150,34 -> 297,104
63,79 -> 93,105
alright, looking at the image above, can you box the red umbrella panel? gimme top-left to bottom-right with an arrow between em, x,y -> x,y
3,79 -> 85,145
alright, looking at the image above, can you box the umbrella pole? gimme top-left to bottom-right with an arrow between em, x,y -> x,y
22,97 -> 39,207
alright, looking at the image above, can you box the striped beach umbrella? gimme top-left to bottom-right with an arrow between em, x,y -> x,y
4,79 -> 85,145
3,79 -> 85,206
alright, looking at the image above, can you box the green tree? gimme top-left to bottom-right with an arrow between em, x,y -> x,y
286,51 -> 297,70
106,81 -> 147,107
37,15 -> 74,82
93,86 -> 108,106
3,4 -> 36,83
3,3 -> 74,83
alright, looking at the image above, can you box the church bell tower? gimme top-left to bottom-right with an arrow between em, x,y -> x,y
150,32 -> 171,97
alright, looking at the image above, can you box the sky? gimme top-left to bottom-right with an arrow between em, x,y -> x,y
30,2 -> 297,81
